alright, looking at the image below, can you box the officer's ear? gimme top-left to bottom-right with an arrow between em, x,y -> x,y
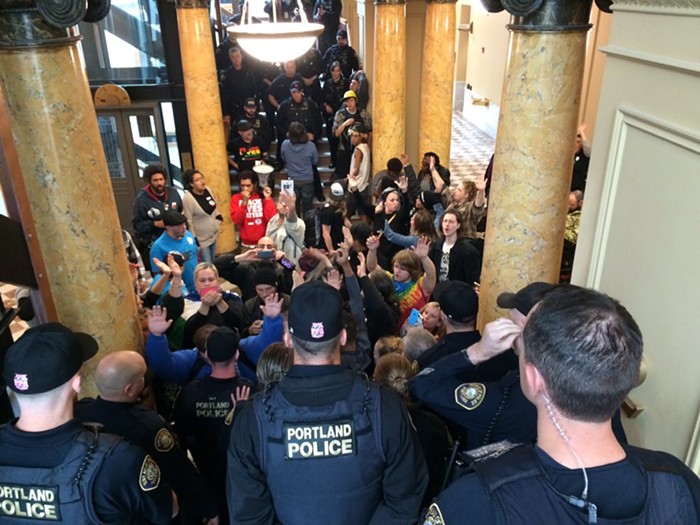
523,362 -> 546,400
338,328 -> 347,348
71,373 -> 82,395
283,331 -> 293,348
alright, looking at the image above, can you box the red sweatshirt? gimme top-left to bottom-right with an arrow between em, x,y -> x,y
229,192 -> 277,246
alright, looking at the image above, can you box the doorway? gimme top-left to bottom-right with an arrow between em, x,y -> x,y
96,103 -> 179,232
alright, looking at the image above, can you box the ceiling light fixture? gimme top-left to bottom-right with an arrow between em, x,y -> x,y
228,1 -> 324,63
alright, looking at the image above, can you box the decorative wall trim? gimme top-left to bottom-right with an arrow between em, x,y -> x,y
602,45 -> 700,76
613,0 -> 700,16
587,107 -> 700,289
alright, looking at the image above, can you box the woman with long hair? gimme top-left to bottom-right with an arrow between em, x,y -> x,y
182,169 -> 223,263
429,207 -> 482,286
382,209 -> 439,250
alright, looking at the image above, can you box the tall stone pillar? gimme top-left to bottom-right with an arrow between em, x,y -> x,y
372,0 -> 406,172
417,0 -> 457,164
0,1 -> 142,395
176,0 -> 236,253
478,0 -> 595,326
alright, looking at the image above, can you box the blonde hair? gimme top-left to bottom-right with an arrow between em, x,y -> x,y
194,262 -> 219,281
373,353 -> 417,400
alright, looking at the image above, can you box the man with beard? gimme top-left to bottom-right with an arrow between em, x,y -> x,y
235,97 -> 273,154
132,164 -> 183,271
323,29 -> 359,79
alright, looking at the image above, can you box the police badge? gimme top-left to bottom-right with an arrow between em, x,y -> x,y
423,503 -> 445,525
154,428 -> 174,452
455,383 -> 486,411
139,455 -> 161,491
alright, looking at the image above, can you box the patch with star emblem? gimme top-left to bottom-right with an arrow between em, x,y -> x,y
455,383 -> 486,411
154,428 -> 174,452
423,503 -> 445,524
139,455 -> 161,491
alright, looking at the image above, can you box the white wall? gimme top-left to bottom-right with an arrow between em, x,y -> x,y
574,2 -> 700,462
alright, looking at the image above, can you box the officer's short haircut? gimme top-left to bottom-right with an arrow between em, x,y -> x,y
290,333 -> 342,357
522,285 -> 643,422
402,327 -> 435,362
142,164 -> 168,183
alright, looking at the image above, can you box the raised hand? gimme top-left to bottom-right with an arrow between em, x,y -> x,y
411,236 -> 431,259
356,252 -> 367,278
148,305 -> 172,337
324,268 -> 342,290
397,175 -> 408,193
260,292 -> 283,318
366,235 -> 380,252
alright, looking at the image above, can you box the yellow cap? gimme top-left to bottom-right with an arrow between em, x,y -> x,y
342,90 -> 357,101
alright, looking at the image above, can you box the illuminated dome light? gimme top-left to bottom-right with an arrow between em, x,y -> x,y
228,22 -> 324,63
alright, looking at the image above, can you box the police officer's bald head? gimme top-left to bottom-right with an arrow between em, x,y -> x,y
95,351 -> 147,401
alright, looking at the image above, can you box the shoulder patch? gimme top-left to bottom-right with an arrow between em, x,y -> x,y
154,428 -> 175,452
455,383 -> 486,411
139,455 -> 161,491
423,503 -> 445,525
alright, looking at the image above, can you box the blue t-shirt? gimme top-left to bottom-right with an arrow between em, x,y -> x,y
150,230 -> 199,291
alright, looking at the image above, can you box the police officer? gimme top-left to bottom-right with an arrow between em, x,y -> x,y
173,326 -> 254,524
275,80 -> 322,145
409,283 -> 556,450
0,323 -> 175,524
423,285 -> 700,524
417,281 -> 513,373
74,350 -> 218,525
227,281 -> 428,524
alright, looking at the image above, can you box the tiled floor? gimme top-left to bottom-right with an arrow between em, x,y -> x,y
448,110 -> 496,184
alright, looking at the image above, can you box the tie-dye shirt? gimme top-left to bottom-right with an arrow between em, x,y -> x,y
390,273 -> 429,329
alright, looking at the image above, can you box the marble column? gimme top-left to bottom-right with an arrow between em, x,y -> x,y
478,0 -> 594,327
176,0 -> 236,253
0,1 -> 142,396
418,0 -> 457,165
372,0 -> 406,173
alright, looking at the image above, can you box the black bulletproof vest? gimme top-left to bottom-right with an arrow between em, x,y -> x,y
0,427 -> 120,524
254,376 -> 385,525
475,445 -> 698,525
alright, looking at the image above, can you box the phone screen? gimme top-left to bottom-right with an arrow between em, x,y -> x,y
281,180 -> 294,194
199,286 -> 219,297
258,249 -> 274,260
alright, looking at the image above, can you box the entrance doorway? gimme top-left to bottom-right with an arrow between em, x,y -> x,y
97,103 -> 180,232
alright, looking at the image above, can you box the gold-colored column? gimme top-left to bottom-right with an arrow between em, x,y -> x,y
176,0 -> 236,253
372,0 -> 406,172
418,0 -> 457,164
478,1 -> 594,326
0,3 -> 142,396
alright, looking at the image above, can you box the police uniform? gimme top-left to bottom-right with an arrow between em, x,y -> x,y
322,43 -> 359,80
409,349 -> 537,450
424,443 -> 700,524
416,330 -> 482,370
173,375 -> 255,524
227,366 -> 429,524
75,397 -> 217,523
275,96 -> 323,141
0,419 -> 172,524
